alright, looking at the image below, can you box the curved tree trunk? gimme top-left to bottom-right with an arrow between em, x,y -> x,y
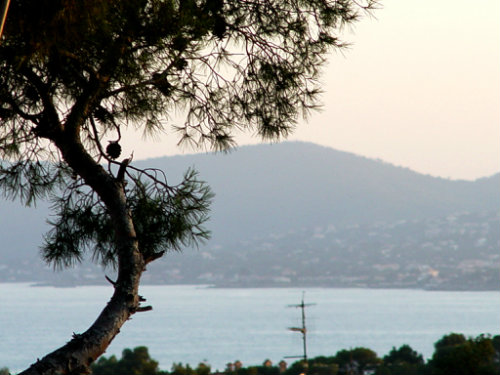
19,133 -> 146,375
19,277 -> 143,375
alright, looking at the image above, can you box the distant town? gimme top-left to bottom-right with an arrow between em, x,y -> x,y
1,143 -> 498,291
2,210 -> 497,291
146,209 -> 499,291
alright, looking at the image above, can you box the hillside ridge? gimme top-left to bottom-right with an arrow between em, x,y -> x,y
1,141 -> 498,289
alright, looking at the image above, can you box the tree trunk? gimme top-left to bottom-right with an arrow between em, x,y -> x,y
19,133 -> 146,375
19,279 -> 143,375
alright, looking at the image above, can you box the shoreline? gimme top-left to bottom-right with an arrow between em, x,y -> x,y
3,280 -> 497,292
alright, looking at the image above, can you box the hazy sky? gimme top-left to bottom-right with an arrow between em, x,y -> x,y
122,0 -> 500,181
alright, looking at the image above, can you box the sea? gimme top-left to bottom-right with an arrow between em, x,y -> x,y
1,283 -> 499,372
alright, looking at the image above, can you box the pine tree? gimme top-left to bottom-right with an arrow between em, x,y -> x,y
0,1 -> 376,374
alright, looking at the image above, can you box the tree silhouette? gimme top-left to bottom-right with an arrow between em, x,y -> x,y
429,334 -> 497,375
0,1 -> 376,374
91,346 -> 161,375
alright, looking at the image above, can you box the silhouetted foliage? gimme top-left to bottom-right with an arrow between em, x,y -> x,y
429,333 -> 498,375
433,333 -> 467,349
88,333 -> 500,375
375,345 -> 425,375
0,1 -> 377,374
335,347 -> 381,375
283,356 -> 339,375
171,363 -> 211,375
92,347 -> 161,375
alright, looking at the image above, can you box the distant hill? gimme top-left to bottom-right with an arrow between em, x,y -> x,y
0,142 -> 498,288
136,141 -> 499,245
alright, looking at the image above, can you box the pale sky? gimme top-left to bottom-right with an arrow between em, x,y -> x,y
122,0 -> 500,181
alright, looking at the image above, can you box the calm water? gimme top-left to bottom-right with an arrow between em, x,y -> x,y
1,283 -> 499,372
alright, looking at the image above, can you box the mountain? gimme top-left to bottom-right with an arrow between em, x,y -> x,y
136,141 -> 499,245
0,142 -> 498,289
